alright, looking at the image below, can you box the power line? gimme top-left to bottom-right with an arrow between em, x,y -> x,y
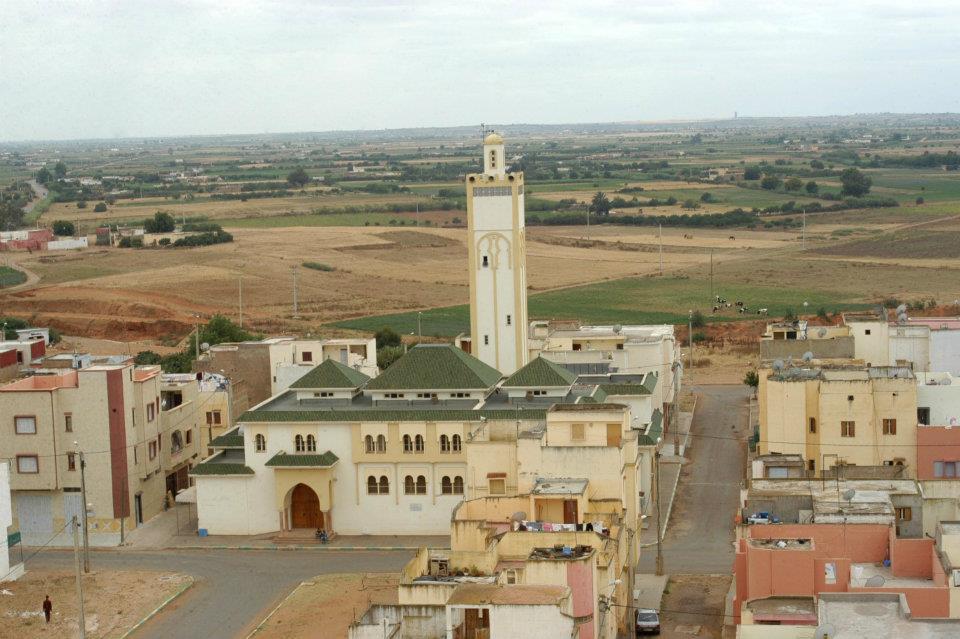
0,519 -> 71,582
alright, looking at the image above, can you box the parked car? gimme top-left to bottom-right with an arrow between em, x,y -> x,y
635,608 -> 661,635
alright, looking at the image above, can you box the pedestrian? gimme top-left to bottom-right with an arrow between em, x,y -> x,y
42,595 -> 52,623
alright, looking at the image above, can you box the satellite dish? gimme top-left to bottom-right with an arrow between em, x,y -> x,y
803,351 -> 814,362
200,342 -> 210,352
817,328 -> 827,338
815,624 -> 836,639
786,356 -> 794,368
613,324 -> 622,334
772,359 -> 785,372
948,417 -> 957,430
864,574 -> 886,587
842,488 -> 856,501
896,304 -> 908,314
511,511 -> 527,522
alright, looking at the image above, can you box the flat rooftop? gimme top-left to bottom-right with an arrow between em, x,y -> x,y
850,563 -> 936,589
819,594 -> 960,638
446,584 -> 569,606
531,478 -> 589,496
745,596 -> 817,623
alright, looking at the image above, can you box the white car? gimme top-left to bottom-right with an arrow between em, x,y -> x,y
635,608 -> 661,635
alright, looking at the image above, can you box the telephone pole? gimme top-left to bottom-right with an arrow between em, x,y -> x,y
292,265 -> 299,317
238,275 -> 243,328
658,224 -> 663,275
709,250 -> 714,301
77,446 -> 90,573
654,451 -> 664,576
72,516 -> 87,639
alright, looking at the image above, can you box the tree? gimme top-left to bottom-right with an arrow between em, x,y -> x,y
743,166 -> 762,180
760,175 -> 782,190
840,167 -> 872,197
691,310 -> 706,328
805,180 -> 819,194
287,167 -> 311,188
375,326 -> 402,348
377,345 -> 405,370
134,350 -> 163,365
915,196 -> 924,205
35,166 -> 52,185
743,370 -> 759,388
589,191 -> 611,217
783,177 -> 803,192
93,202 -> 107,212
51,220 -> 76,236
144,211 -> 175,233
53,161 -> 67,179
76,200 -> 87,209
810,159 -> 825,170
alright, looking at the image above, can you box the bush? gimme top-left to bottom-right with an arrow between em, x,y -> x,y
881,297 -> 901,309
134,350 -> 162,365
377,345 -> 405,369
743,166 -> 762,180
743,371 -> 760,388
287,167 -> 310,188
692,332 -> 708,343
118,236 -> 143,248
817,307 -> 830,321
144,211 -> 175,233
51,220 -> 76,236
182,222 -> 222,232
681,199 -> 700,210
691,310 -> 706,328
76,200 -> 87,209
760,175 -> 782,190
916,196 -> 924,205
172,229 -> 233,247
303,261 -> 335,272
375,326 -> 402,348
93,202 -> 107,212
158,238 -> 171,246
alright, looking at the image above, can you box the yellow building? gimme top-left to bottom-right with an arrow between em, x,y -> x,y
758,365 -> 918,477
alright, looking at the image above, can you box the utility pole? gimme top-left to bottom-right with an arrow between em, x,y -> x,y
709,250 -> 714,301
417,312 -> 422,342
72,516 -> 87,639
238,275 -> 243,328
658,224 -> 663,275
292,265 -> 299,317
194,315 -> 200,362
76,446 -> 90,573
654,451 -> 664,576
688,310 -> 694,370
802,210 -> 806,250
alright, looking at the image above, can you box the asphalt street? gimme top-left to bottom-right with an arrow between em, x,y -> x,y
27,548 -> 414,638
639,384 -> 751,574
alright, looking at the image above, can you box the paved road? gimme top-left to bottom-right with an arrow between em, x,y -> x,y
28,548 -> 413,638
23,179 -> 48,213
639,384 -> 750,574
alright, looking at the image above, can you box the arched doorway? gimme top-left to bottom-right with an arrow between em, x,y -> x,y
290,483 -> 323,529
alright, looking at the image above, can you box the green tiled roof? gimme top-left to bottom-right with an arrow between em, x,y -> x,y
638,409 -> 664,446
598,373 -> 658,397
265,451 -> 339,467
502,357 -> 576,388
289,359 -> 370,390
365,344 -> 502,391
592,387 -> 608,403
240,408 -> 548,423
210,428 -> 244,448
189,462 -> 254,476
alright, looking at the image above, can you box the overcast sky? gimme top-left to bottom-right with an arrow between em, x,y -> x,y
2,0 -> 958,141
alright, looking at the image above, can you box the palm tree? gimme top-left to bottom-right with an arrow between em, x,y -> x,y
589,191 -> 611,217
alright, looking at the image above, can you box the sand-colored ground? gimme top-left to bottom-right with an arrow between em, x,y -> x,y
0,570 -> 190,639
251,573 -> 398,639
531,225 -> 794,249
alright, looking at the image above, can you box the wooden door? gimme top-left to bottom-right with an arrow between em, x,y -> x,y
563,499 -> 578,524
291,484 -> 322,529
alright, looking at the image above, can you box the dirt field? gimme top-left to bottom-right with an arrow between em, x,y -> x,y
659,575 -> 732,639
0,569 -> 191,639
251,573 -> 398,639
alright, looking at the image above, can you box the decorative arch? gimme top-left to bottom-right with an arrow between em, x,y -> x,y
476,232 -> 512,269
289,483 -> 323,529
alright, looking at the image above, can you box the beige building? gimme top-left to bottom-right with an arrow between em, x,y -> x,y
758,364 -> 918,477
0,363 -> 230,545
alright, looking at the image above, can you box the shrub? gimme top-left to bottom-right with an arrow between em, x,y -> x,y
158,238 -> 171,246
51,220 -> 76,236
375,326 -> 402,348
144,211 -> 175,233
760,175 -> 782,190
691,310 -> 706,328
76,200 -> 87,209
743,166 -> 762,180
171,229 -> 233,247
692,332 -> 708,343
743,371 -> 759,388
377,345 -> 405,369
303,261 -> 335,272
916,196 -> 924,205
93,202 -> 107,212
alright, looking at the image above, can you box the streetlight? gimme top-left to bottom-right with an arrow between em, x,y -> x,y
74,441 -> 90,573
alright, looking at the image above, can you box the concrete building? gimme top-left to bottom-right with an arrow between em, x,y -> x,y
0,462 -> 25,582
758,364 -> 918,477
466,133 -> 529,375
759,320 -> 855,361
844,311 -> 960,375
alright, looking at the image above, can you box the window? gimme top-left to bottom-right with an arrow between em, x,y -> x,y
482,255 -> 489,267
149,441 -> 157,460
505,569 -> 518,584
67,452 -> 76,471
440,434 -> 451,453
376,434 -> 387,453
379,475 -> 389,494
808,459 -> 816,472
15,416 -> 37,434
489,149 -> 497,168
571,423 -> 585,441
385,393 -> 405,399
847,395 -> 854,402
484,335 -> 489,345
882,419 -> 897,435
865,329 -> 872,336
416,475 -> 427,495
255,433 -> 266,452
809,418 -> 816,434
302,351 -> 313,362
206,410 -> 222,425
365,435 -> 375,453
171,431 -> 184,454
403,434 -> 413,453
934,461 -> 957,478
65,414 -> 73,433
306,434 -> 316,452
824,562 -> 837,585
186,430 -> 193,445
295,434 -> 305,452
489,478 -> 506,495
415,434 -> 425,453
918,408 -> 931,425
147,403 -> 156,422
896,507 -> 912,522
134,446 -> 138,464
405,475 -> 416,495
454,476 -> 464,494
441,476 -> 452,494
452,434 -> 462,452
366,473 -> 391,495
841,421 -> 856,438
313,392 -> 333,398
16,455 -> 38,474
506,314 -> 511,326
416,392 -> 438,399
368,476 -> 379,495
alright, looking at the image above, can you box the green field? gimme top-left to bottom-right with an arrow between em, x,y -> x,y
222,212 -> 456,229
0,266 -> 27,288
333,275 -> 872,336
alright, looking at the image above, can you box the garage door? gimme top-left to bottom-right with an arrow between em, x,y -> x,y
63,493 -> 84,527
16,493 -> 53,534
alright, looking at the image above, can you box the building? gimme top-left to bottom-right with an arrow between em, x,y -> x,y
0,462 -> 25,582
0,363 -> 228,545
844,310 -> 960,375
466,133 -> 529,375
759,320 -> 855,361
916,372 -> 960,481
758,364 -> 918,477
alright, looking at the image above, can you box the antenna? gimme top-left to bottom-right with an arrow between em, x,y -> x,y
815,624 -> 836,639
842,488 -> 856,501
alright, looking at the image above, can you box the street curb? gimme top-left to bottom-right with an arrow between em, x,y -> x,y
246,580 -> 311,638
164,545 -> 436,551
118,577 -> 194,639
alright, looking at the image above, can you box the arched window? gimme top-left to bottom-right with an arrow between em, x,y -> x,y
440,434 -> 451,453
403,434 -> 413,453
453,476 -> 464,495
367,475 -> 378,495
452,434 -> 462,452
295,434 -> 305,452
376,434 -> 386,453
414,434 -> 425,453
171,431 -> 183,454
378,475 -> 389,494
416,475 -> 427,495
441,476 -> 452,495
255,433 -> 266,452
306,434 -> 316,452
404,475 -> 415,495
365,435 -> 375,453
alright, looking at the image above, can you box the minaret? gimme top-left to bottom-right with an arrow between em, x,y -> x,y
466,132 -> 528,374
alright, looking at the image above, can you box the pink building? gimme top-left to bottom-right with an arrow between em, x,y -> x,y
734,523 -> 951,624
917,425 -> 960,480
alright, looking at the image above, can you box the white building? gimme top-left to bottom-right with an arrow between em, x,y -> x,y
845,312 -> 960,375
1,462 -> 25,582
467,133 -> 529,375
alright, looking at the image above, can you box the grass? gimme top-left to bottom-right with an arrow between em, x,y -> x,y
222,211 -> 458,228
333,275 -> 872,336
0,266 -> 26,288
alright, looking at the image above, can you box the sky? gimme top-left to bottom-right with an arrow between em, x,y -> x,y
2,0 -> 959,141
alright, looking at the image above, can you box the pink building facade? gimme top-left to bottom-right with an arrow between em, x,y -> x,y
917,425 -> 960,480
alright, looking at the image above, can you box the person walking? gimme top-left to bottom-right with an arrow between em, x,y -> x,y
42,595 -> 52,623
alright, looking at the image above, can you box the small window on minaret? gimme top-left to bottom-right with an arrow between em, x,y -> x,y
489,150 -> 496,168
484,335 -> 489,345
482,255 -> 489,267
506,315 -> 512,326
